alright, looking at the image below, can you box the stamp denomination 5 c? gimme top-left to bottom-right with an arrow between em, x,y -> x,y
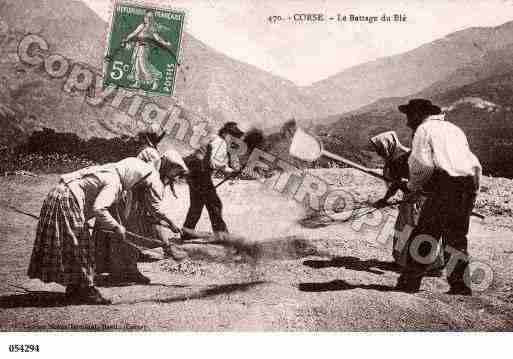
103,1 -> 185,96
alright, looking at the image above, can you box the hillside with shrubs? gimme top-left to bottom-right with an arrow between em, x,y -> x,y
0,128 -> 151,174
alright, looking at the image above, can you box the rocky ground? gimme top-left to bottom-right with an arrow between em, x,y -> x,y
0,169 -> 512,330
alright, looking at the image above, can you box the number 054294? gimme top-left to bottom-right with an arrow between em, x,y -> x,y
8,344 -> 40,352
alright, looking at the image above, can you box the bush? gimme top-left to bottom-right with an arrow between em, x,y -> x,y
1,128 -> 150,174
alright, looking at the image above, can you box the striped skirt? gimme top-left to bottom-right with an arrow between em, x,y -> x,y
27,183 -> 95,287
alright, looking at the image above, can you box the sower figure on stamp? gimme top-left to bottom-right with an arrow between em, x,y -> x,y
182,122 -> 245,241
122,10 -> 174,90
394,99 -> 482,295
28,156 -> 187,305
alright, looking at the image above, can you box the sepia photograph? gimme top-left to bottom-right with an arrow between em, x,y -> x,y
1,0 -> 513,355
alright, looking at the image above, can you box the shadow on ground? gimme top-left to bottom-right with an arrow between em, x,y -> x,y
96,278 -> 192,288
0,291 -> 69,308
303,256 -> 401,275
298,280 -> 395,293
156,281 -> 267,303
1,282 -> 268,307
120,281 -> 268,305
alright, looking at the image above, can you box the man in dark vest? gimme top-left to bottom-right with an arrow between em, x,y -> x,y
182,122 -> 244,241
395,99 -> 481,295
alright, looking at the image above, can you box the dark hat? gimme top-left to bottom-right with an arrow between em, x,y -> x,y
220,121 -> 244,138
398,99 -> 441,116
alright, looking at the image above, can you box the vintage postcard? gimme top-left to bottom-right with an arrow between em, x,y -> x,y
1,0 -> 513,356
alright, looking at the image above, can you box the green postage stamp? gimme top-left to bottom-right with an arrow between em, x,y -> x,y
103,1 -> 186,96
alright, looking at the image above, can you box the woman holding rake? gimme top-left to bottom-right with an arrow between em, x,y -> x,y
27,152 -> 188,305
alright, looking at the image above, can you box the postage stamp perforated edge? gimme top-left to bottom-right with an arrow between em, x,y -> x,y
102,0 -> 189,98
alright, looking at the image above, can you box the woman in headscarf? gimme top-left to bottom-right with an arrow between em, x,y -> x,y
94,131 -> 167,275
94,148 -> 188,285
127,148 -> 188,256
136,130 -> 166,167
370,131 -> 410,205
27,154 -> 187,305
369,131 -> 422,266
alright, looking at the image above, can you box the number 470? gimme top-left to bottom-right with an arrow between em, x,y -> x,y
110,61 -> 130,80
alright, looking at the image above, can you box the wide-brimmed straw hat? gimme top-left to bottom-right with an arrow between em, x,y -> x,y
398,98 -> 441,116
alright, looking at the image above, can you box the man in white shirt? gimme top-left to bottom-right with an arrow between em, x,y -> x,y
182,122 -> 244,240
395,99 -> 481,295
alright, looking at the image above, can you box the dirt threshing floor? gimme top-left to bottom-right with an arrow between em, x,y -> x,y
1,170 -> 513,331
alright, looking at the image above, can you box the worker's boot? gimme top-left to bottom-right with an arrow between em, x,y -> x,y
70,286 -> 111,305
164,243 -> 188,261
214,230 -> 230,242
180,227 -> 196,242
125,271 -> 151,285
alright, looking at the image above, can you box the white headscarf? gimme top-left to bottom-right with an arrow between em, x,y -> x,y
369,131 -> 409,161
161,148 -> 188,173
137,146 -> 161,169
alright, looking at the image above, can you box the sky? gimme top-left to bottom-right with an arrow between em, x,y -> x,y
81,0 -> 513,86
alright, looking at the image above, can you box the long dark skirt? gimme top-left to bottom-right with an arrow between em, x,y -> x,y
94,192 -> 139,276
393,196 -> 444,270
27,183 -> 94,287
94,190 -> 168,276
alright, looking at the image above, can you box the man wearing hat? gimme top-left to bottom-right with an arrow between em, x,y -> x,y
182,121 -> 244,240
395,99 -> 481,295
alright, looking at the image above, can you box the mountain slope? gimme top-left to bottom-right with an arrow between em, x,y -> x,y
0,0 -> 320,147
310,71 -> 513,177
174,34 -> 320,129
303,21 -> 513,117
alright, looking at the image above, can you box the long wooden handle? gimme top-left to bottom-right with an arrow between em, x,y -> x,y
321,150 -> 384,180
102,229 -> 163,249
320,150 -> 484,219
